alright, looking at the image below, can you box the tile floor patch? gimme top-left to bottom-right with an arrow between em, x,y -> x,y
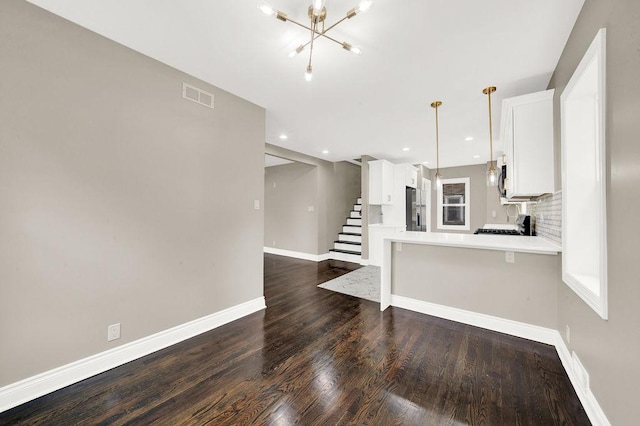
318,266 -> 381,303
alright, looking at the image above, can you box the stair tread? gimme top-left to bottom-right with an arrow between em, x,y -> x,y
339,232 -> 361,236
334,240 -> 361,245
329,249 -> 362,256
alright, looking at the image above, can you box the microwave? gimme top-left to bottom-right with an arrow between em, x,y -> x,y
497,163 -> 507,198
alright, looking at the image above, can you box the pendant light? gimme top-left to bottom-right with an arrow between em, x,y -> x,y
431,101 -> 443,189
483,86 -> 498,186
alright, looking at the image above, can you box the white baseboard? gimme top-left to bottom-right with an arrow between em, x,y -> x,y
554,335 -> 611,426
0,297 -> 266,413
360,259 -> 370,266
263,247 -> 330,262
390,294 -> 610,426
390,295 -> 558,344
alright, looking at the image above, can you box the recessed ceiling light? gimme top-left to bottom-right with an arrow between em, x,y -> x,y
322,150 -> 329,155
465,137 -> 474,141
473,155 -> 480,159
422,161 -> 429,165
402,147 -> 410,152
279,134 -> 288,140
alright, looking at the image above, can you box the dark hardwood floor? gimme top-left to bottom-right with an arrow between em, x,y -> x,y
1,253 -> 590,425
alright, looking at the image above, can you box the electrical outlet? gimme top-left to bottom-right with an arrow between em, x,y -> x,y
396,242 -> 402,252
566,325 -> 571,344
505,251 -> 515,263
107,323 -> 121,342
272,240 -> 276,247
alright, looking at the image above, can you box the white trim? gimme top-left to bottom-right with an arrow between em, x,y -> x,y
554,336 -> 611,426
389,294 -> 610,426
0,297 -> 266,413
263,247 -> 330,262
359,258 -> 369,266
390,295 -> 557,344
561,27 -> 608,320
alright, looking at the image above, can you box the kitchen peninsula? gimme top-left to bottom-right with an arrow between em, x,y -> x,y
380,231 -> 561,343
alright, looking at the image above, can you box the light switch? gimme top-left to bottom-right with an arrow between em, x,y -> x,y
308,206 -> 314,212
254,200 -> 260,210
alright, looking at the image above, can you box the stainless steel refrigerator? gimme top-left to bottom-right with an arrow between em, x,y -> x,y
406,186 -> 427,232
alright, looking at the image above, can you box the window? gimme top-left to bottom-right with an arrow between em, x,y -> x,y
561,28 -> 607,319
437,178 -> 470,231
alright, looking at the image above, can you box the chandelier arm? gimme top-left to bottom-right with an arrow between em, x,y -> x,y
321,15 -> 349,33
308,17 -> 316,69
285,17 -> 315,33
317,32 -> 345,47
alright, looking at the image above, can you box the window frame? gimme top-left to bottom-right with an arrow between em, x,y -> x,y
437,177 -> 470,231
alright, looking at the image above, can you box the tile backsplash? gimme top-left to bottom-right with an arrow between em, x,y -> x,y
527,191 -> 562,245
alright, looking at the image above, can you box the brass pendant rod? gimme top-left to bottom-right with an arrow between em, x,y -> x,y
483,86 -> 497,168
431,101 -> 442,174
435,105 -> 440,173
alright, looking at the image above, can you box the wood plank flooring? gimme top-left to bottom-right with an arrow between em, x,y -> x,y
0,254 -> 590,425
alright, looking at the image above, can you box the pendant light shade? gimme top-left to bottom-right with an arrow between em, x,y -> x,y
483,86 -> 498,187
431,101 -> 443,190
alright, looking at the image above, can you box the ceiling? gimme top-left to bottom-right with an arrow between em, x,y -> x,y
27,0 -> 584,168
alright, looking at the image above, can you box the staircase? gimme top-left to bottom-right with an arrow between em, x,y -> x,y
329,197 -> 362,264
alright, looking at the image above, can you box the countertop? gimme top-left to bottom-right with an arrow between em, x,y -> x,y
384,231 -> 561,255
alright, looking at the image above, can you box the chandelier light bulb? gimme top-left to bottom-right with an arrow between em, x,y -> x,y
434,172 -> 443,189
312,0 -> 327,16
349,46 -> 363,55
258,1 -> 276,16
342,42 -> 363,55
305,65 -> 313,82
357,0 -> 373,13
289,45 -> 305,58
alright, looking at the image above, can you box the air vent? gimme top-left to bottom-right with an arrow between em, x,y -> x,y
182,82 -> 214,109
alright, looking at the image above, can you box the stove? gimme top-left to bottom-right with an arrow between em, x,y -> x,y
473,228 -> 521,236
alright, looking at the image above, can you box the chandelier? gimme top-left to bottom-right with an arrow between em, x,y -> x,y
258,0 -> 373,81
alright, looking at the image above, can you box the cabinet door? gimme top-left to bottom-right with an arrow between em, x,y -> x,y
512,100 -> 554,197
369,160 -> 394,205
501,89 -> 554,199
405,166 -> 418,188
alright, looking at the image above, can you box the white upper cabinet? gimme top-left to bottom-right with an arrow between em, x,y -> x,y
403,164 -> 418,188
500,89 -> 555,200
368,159 -> 395,205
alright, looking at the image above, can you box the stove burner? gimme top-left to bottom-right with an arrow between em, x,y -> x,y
474,228 -> 521,236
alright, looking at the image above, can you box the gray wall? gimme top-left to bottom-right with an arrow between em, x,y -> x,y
392,244 -> 559,329
323,162 -> 362,252
549,0 -> 640,423
0,0 -> 265,386
264,163 -> 318,254
264,145 -> 361,255
360,155 -> 379,260
429,164 -> 511,233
